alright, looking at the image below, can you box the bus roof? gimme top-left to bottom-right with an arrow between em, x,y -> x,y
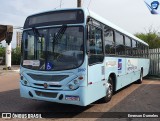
85,9 -> 148,46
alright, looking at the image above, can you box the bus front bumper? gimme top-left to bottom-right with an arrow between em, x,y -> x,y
20,83 -> 87,106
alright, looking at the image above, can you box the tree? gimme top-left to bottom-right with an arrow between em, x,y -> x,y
0,45 -> 21,65
0,44 -> 5,57
0,45 -> 5,64
12,47 -> 21,65
135,28 -> 160,49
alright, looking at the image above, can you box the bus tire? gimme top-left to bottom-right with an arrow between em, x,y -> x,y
101,77 -> 113,103
137,70 -> 143,84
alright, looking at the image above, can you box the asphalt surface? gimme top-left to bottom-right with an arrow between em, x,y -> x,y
0,69 -> 160,121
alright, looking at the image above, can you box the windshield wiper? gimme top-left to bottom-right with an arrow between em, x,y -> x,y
52,25 -> 67,53
54,25 -> 67,44
32,27 -> 41,59
32,27 -> 41,42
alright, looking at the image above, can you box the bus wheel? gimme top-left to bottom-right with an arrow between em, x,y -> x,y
101,77 -> 113,103
137,70 -> 143,84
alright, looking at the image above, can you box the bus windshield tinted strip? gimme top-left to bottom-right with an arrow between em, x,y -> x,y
24,10 -> 84,29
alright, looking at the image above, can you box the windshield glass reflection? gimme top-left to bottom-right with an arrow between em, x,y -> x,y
22,26 -> 84,71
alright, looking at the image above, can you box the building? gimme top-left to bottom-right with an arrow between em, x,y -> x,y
16,31 -> 22,47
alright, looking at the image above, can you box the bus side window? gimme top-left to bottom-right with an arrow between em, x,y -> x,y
125,36 -> 132,56
115,32 -> 125,55
137,42 -> 142,57
132,39 -> 137,57
88,26 -> 104,65
144,45 -> 148,58
104,28 -> 115,55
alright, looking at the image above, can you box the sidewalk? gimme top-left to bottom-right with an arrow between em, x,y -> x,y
0,65 -> 20,74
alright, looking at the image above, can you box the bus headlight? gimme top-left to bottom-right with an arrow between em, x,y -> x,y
64,79 -> 79,90
20,75 -> 31,86
74,80 -> 79,85
64,75 -> 84,90
21,80 -> 30,86
24,80 -> 28,85
69,84 -> 75,90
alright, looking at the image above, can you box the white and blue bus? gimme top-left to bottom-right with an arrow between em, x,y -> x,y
20,8 -> 149,106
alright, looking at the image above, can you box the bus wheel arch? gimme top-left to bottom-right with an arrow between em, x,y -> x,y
100,73 -> 116,103
109,73 -> 116,93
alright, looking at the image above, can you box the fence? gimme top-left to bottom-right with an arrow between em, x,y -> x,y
149,48 -> 160,76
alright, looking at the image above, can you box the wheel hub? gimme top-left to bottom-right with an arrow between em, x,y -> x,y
107,84 -> 112,98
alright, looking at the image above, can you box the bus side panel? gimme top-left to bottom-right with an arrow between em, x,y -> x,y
120,58 -> 149,87
130,58 -> 150,82
139,59 -> 150,77
105,57 -> 118,81
125,58 -> 139,84
116,58 -> 133,90
84,81 -> 106,105
105,57 -> 130,91
131,71 -> 140,83
86,63 -> 106,104
106,58 -> 149,91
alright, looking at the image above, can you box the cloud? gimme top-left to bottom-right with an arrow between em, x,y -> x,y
0,0 -> 160,48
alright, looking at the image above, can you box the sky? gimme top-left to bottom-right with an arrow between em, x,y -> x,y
0,0 -> 160,48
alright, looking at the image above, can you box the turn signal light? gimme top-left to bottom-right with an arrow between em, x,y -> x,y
78,76 -> 83,80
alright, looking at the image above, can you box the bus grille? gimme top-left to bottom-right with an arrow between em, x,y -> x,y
33,83 -> 62,88
35,91 -> 58,98
28,73 -> 68,82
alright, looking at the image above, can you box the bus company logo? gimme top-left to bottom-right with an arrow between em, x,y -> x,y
2,113 -> 11,119
151,1 -> 159,9
144,0 -> 160,14
127,60 -> 132,67
127,60 -> 137,71
118,59 -> 122,70
78,68 -> 86,72
106,61 -> 116,67
43,83 -> 48,88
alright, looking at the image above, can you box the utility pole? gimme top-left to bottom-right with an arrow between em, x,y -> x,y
60,0 -> 62,8
77,0 -> 82,7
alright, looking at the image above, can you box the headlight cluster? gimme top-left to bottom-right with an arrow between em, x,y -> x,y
64,76 -> 84,90
68,79 -> 80,90
20,75 -> 31,86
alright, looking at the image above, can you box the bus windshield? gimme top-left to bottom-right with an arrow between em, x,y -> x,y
22,26 -> 84,71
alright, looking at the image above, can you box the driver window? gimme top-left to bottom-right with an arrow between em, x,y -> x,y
88,26 -> 104,65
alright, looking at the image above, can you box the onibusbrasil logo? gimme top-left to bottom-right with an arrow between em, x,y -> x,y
144,0 -> 160,14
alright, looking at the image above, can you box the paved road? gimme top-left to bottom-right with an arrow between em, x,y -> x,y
0,71 -> 160,121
